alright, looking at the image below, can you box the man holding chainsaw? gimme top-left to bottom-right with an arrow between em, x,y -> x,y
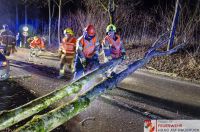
74,24 -> 100,80
57,28 -> 77,79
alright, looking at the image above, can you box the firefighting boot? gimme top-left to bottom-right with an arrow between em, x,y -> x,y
104,68 -> 117,78
57,69 -> 65,79
30,48 -> 37,57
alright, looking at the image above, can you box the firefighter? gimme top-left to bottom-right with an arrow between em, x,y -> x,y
0,24 -> 13,36
74,24 -> 100,80
57,28 -> 77,79
0,24 -> 16,56
102,24 -> 126,61
29,36 -> 45,57
102,24 -> 126,76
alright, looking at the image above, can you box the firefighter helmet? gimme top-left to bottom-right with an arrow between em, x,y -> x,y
34,36 -> 39,40
106,24 -> 117,33
64,28 -> 74,35
85,24 -> 96,36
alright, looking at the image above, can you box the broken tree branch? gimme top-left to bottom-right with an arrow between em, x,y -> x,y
0,59 -> 122,131
15,41 -> 185,132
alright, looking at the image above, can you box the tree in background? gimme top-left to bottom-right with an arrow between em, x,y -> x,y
167,0 -> 181,50
52,0 -> 72,46
99,0 -> 116,24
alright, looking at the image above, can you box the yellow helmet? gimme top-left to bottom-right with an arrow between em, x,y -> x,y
34,36 -> 39,40
64,28 -> 74,35
106,24 -> 117,33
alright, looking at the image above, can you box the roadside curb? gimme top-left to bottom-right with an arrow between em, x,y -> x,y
140,67 -> 200,86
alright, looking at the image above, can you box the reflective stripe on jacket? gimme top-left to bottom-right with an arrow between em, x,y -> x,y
61,37 -> 77,58
103,35 -> 124,58
30,38 -> 45,49
78,36 -> 98,59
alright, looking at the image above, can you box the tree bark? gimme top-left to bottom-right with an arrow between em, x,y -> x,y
0,59 -> 122,131
15,40 -> 185,132
57,0 -> 62,46
108,0 -> 115,24
48,0 -> 51,46
15,2 -> 19,32
167,0 -> 180,50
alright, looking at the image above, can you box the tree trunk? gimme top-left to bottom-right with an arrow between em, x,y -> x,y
25,5 -> 27,25
15,40 -> 185,132
0,59 -> 122,131
15,2 -> 19,32
108,0 -> 115,24
167,0 -> 180,50
48,0 -> 51,46
1,31 -> 186,131
57,0 -> 62,46
24,3 -> 28,48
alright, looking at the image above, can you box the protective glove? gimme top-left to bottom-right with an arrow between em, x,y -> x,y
122,55 -> 127,60
104,56 -> 112,63
58,50 -> 62,58
81,58 -> 86,68
107,56 -> 112,60
104,57 -> 109,63
121,52 -> 127,60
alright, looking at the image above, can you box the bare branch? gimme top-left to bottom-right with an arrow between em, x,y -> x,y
98,0 -> 109,12
52,0 -> 59,6
51,4 -> 55,18
63,0 -> 73,5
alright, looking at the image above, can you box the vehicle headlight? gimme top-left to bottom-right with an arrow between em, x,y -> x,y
0,61 -> 7,67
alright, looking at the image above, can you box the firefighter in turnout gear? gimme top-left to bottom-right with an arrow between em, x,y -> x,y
58,28 -> 77,79
74,24 -> 100,80
102,24 -> 126,62
102,24 -> 126,77
29,36 -> 45,57
0,24 -> 16,56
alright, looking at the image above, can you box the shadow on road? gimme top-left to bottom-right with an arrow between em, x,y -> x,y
0,80 -> 69,131
107,87 -> 200,118
38,55 -> 60,61
0,80 -> 36,111
9,59 -> 72,80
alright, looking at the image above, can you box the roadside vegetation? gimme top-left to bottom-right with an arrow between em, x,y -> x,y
70,0 -> 200,81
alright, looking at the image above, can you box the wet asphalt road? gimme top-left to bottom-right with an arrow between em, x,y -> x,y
119,70 -> 200,118
0,81 -> 36,111
0,49 -> 199,132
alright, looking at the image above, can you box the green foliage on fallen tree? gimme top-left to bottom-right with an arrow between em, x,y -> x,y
0,59 -> 122,131
15,35 -> 185,131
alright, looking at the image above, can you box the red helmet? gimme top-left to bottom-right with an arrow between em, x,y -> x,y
85,24 -> 96,36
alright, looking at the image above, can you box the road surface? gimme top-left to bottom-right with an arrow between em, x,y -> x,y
0,48 -> 199,132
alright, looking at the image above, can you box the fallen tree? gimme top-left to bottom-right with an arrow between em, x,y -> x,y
0,58 -> 122,130
15,34 -> 186,131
